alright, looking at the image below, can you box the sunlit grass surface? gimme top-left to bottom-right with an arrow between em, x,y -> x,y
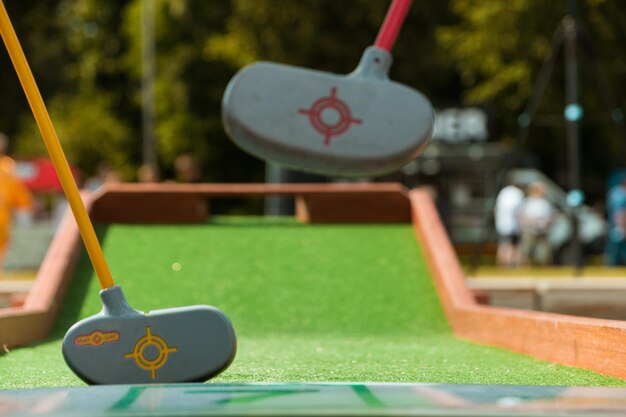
1,217 -> 623,389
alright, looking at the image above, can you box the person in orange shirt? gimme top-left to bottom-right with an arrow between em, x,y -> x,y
0,133 -> 34,264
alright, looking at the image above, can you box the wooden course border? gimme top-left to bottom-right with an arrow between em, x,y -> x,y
410,188 -> 626,380
0,183 -> 625,381
0,195 -> 89,348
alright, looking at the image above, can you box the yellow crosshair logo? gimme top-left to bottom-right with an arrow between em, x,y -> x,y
124,326 -> 177,379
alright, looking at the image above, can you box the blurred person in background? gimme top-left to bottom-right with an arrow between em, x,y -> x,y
494,179 -> 524,267
84,161 -> 122,192
137,164 -> 160,183
174,153 -> 201,183
60,161 -> 121,228
0,133 -> 34,265
518,181 -> 554,266
606,176 -> 626,266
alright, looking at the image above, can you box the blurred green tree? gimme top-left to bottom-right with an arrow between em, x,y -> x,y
121,0 -> 249,181
0,0 -> 70,152
8,0 -> 136,177
6,0 -> 239,181
208,0 -> 458,103
439,0 -> 626,193
3,0 -> 457,183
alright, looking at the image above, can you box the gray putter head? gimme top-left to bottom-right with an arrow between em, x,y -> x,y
222,46 -> 434,177
62,285 -> 236,384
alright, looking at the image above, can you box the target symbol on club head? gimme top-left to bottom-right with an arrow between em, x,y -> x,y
124,326 -> 177,379
298,87 -> 362,146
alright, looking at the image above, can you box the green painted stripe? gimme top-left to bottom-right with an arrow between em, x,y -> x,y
109,386 -> 147,410
352,384 -> 386,408
214,390 -> 306,406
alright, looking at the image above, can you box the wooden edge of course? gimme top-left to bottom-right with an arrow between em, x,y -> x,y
409,188 -> 626,380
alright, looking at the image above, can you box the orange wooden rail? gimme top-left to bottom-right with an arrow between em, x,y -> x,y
410,188 -> 626,380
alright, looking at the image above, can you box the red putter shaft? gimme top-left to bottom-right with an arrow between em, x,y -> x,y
374,0 -> 413,52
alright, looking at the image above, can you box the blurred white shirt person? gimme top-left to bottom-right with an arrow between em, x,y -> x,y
519,181 -> 554,265
494,182 -> 524,266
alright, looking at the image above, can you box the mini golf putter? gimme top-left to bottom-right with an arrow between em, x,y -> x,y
0,0 -> 236,384
62,286 -> 236,384
222,0 -> 433,177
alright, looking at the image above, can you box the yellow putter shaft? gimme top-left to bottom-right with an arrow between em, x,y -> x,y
0,0 -> 114,289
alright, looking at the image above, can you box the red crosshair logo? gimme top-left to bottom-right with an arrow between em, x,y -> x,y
298,87 -> 362,146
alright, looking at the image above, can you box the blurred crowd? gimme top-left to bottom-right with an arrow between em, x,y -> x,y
495,180 -> 554,267
0,131 -> 203,271
495,174 -> 626,268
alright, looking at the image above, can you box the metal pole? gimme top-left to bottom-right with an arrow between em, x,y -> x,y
141,0 -> 158,174
563,0 -> 582,269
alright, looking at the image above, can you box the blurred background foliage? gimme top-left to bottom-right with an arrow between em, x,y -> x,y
0,0 -> 625,189
439,0 -> 626,192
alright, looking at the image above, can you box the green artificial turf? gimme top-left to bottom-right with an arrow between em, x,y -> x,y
1,217 -> 624,388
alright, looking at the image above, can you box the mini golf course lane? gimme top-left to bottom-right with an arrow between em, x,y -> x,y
0,217 -> 623,388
